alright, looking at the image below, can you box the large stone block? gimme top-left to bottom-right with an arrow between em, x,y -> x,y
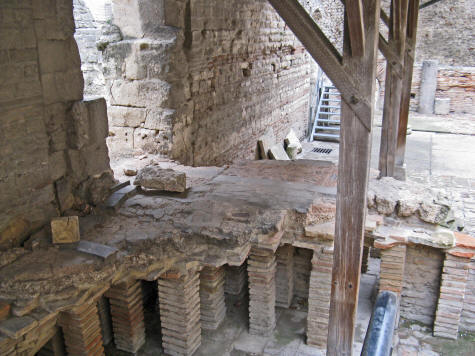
112,0 -> 165,39
86,98 -> 109,144
134,166 -> 186,192
108,106 -> 147,128
107,127 -> 134,154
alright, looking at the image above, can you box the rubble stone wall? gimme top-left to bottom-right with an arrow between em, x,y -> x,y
0,0 -> 114,250
400,246 -> 444,325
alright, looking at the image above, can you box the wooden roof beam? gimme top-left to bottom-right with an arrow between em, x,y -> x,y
267,0 -> 372,131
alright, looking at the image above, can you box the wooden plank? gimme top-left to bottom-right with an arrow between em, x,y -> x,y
396,0 -> 420,167
346,0 -> 366,56
378,0 -> 409,177
267,0 -> 372,131
327,0 -> 380,354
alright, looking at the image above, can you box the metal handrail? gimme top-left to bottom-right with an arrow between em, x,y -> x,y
361,291 -> 398,356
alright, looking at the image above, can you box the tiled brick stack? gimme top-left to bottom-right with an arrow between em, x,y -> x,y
433,254 -> 470,339
379,245 -> 407,294
158,270 -> 201,356
461,261 -> 475,332
96,297 -> 113,346
224,264 -> 247,297
106,280 -> 145,353
275,245 -> 294,308
247,248 -> 277,336
307,247 -> 333,348
58,302 -> 104,356
200,266 -> 226,330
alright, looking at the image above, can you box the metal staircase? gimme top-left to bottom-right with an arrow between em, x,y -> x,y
310,73 -> 341,142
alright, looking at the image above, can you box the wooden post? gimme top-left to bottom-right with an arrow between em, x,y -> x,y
327,0 -> 380,354
395,0 -> 420,169
378,0 -> 409,177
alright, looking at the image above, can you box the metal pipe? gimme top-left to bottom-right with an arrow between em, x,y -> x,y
361,291 -> 398,356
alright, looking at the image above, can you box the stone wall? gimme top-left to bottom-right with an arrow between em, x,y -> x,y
73,0 -> 107,98
98,0 -> 315,165
0,0 -> 114,250
400,246 -> 444,325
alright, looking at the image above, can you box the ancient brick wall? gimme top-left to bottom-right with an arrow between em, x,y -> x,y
169,0 -> 313,166
400,246 -> 444,325
0,0 -> 113,250
99,0 -> 314,165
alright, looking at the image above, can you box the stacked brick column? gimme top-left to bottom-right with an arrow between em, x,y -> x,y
158,270 -> 201,356
433,254 -> 470,339
275,245 -> 294,308
247,248 -> 277,336
307,247 -> 333,348
58,302 -> 104,356
379,245 -> 407,295
105,280 -> 145,353
96,297 -> 113,346
200,266 -> 226,330
224,264 -> 247,297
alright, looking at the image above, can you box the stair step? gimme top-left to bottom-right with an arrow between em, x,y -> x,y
323,98 -> 341,102
318,112 -> 340,116
317,118 -> 341,124
319,105 -> 340,109
315,125 -> 340,131
314,132 -> 340,140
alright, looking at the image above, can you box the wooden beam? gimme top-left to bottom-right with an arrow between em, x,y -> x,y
378,0 -> 409,177
396,0 -> 420,168
267,0 -> 372,131
327,0 -> 380,354
346,0 -> 366,56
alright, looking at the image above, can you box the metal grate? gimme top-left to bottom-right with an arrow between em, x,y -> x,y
312,147 -> 333,154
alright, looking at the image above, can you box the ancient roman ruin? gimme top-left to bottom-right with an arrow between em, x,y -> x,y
1,0 -> 474,355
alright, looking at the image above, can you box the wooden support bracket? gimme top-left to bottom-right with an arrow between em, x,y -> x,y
378,34 -> 403,77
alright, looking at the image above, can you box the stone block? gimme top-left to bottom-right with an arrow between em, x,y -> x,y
76,241 -> 118,261
68,101 -> 89,149
133,128 -> 162,152
257,127 -> 275,159
284,129 -> 302,159
50,216 -> 80,244
107,126 -> 134,153
434,98 -> 451,115
108,106 -> 146,128
268,144 -> 290,160
85,98 -> 109,144
134,166 -> 186,192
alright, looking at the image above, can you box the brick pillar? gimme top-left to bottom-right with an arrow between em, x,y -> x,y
248,247 -> 277,336
200,266 -> 226,330
433,253 -> 470,339
379,245 -> 407,294
275,244 -> 294,308
307,247 -> 333,348
361,245 -> 370,273
37,327 -> 66,356
158,270 -> 201,356
106,280 -> 145,353
224,263 -> 247,296
59,302 -> 105,356
96,297 -> 113,346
